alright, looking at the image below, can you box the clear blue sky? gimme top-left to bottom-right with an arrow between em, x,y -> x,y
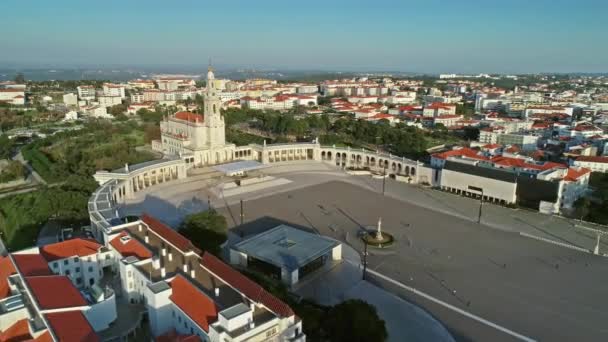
1,0 -> 606,73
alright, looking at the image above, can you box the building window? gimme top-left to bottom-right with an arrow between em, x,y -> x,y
172,310 -> 175,318
65,270 -> 70,276
76,277 -> 82,285
74,257 -> 79,263
178,316 -> 182,323
88,266 -> 93,273
89,278 -> 94,286
75,267 -> 80,273
63,260 -> 68,265
52,262 -> 58,269
87,256 -> 92,262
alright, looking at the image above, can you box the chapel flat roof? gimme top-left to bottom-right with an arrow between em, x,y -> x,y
233,225 -> 339,271
212,160 -> 267,175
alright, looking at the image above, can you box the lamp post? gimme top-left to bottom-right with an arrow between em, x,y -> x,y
362,234 -> 369,280
468,186 -> 483,224
382,164 -> 387,195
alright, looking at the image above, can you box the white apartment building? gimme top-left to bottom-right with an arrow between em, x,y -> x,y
131,93 -> 145,103
128,79 -> 156,89
241,94 -> 317,111
97,213 -> 305,342
0,89 -> 25,105
423,94 -> 463,104
97,96 -> 122,108
296,85 -> 319,94
40,238 -> 112,289
77,85 -> 96,101
63,93 -> 78,106
479,129 -> 539,151
573,156 -> 608,173
422,103 -> 456,117
524,105 -> 574,118
102,84 -> 126,98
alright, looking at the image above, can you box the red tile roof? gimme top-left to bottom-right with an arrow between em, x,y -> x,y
575,155 -> 608,163
40,238 -> 101,262
482,144 -> 501,149
574,124 -> 602,132
432,148 -> 487,161
12,254 -> 52,277
156,329 -> 201,342
0,319 -> 32,342
565,167 -> 591,182
491,156 -> 566,171
45,311 -> 99,342
142,214 -> 200,254
25,276 -> 87,310
32,331 -> 52,342
201,252 -> 294,317
170,275 -> 218,332
0,256 -> 16,300
110,231 -> 152,260
368,113 -> 393,120
504,145 -> 521,153
425,102 -> 455,110
174,111 -> 204,123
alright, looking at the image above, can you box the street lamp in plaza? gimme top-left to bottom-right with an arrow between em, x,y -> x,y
468,185 -> 484,224
382,164 -> 387,196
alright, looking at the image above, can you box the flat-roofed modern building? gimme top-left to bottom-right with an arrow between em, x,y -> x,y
229,225 -> 342,286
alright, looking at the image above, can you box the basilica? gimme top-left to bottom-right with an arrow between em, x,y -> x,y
157,66 -> 236,166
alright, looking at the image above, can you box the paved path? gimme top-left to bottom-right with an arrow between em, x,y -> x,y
13,150 -> 46,185
295,245 -> 454,342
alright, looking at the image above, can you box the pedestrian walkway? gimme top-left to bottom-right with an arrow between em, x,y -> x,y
295,244 -> 454,342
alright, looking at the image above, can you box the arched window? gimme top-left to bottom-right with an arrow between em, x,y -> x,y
213,104 -> 216,113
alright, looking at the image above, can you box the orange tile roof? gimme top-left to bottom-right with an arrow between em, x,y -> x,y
174,111 -> 204,123
45,311 -> 99,342
0,256 -> 16,300
12,254 -> 52,277
110,231 -> 153,260
565,167 -> 591,182
25,276 -> 87,310
0,319 -> 32,342
491,156 -> 566,171
432,148 -> 487,161
32,332 -> 53,342
40,238 -> 101,262
142,214 -> 200,254
170,275 -> 218,332
481,144 -> 501,150
156,329 -> 201,342
575,156 -> 608,163
201,252 -> 294,317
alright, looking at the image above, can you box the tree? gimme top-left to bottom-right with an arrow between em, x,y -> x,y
144,124 -> 161,143
323,299 -> 388,342
573,197 -> 591,221
0,135 -> 15,159
109,103 -> 128,116
179,210 -> 227,255
14,73 -> 25,84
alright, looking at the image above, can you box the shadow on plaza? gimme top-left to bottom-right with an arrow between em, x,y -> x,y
120,194 -> 208,228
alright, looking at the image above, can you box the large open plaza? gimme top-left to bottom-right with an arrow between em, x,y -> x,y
119,161 -> 608,341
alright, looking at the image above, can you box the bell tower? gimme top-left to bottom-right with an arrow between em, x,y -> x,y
204,62 -> 225,146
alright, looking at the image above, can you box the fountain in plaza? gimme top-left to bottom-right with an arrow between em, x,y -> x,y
361,216 -> 394,248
